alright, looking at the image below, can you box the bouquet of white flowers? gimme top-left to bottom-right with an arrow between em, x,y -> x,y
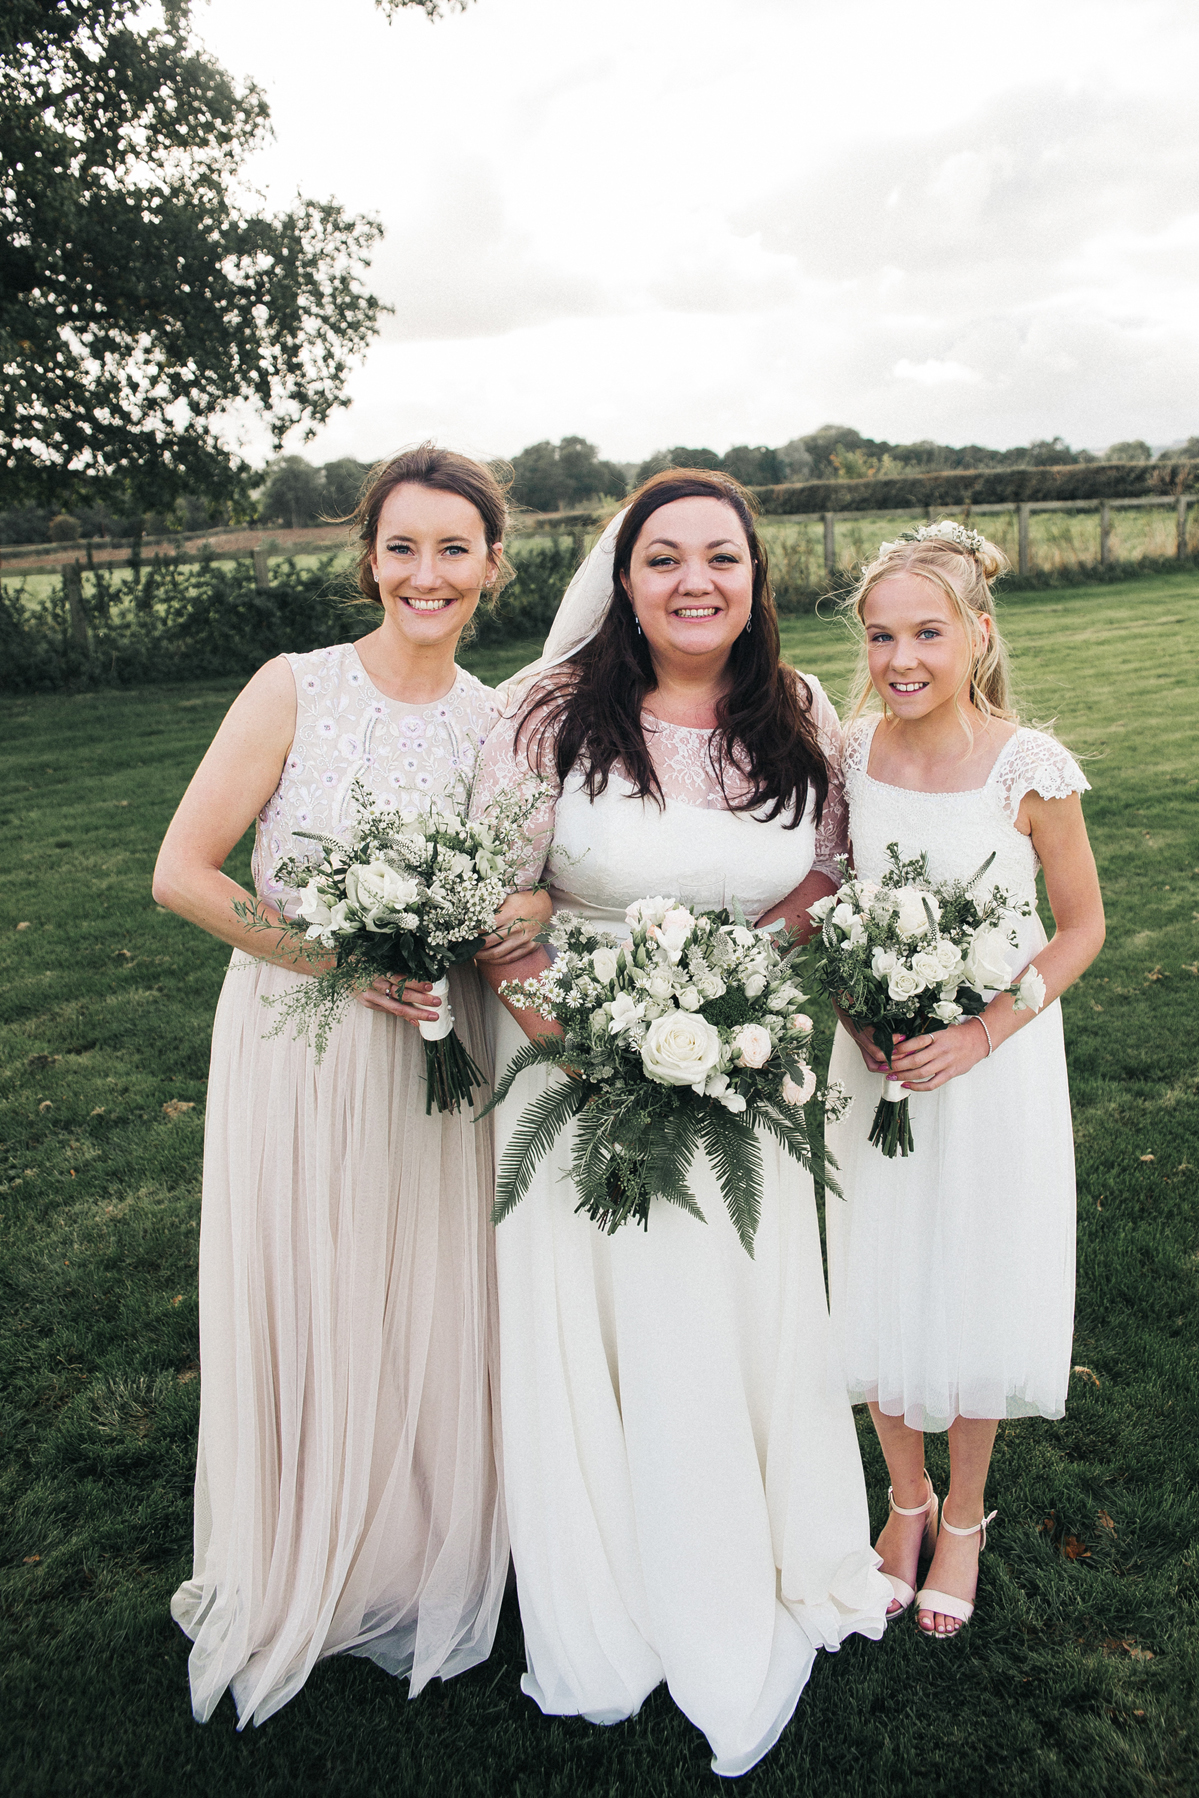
485,896 -> 845,1254
240,777 -> 544,1112
808,844 -> 1046,1157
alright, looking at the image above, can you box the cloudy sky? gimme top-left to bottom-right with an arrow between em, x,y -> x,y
197,0 -> 1199,466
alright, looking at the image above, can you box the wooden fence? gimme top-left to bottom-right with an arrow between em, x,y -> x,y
793,494 -> 1192,577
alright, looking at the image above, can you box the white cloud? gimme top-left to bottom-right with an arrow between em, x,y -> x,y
194,0 -> 1199,463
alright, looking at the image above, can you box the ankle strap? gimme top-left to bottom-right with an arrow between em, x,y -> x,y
888,1472 -> 935,1517
940,1508 -> 998,1550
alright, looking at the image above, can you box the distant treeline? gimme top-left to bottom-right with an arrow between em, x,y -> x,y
6,427 -> 1199,550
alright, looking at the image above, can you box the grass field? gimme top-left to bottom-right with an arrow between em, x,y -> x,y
2,575 -> 1197,1797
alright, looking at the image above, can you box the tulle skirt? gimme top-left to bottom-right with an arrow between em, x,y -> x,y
488,992 -> 890,1778
825,995 -> 1077,1432
171,952 -> 507,1727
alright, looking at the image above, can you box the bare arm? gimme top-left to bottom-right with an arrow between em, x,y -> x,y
756,868 -> 837,946
889,791 -> 1105,1089
151,656 -> 323,973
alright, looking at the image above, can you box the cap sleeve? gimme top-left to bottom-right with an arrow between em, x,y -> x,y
794,670 -> 847,882
994,728 -> 1090,825
468,685 -> 562,889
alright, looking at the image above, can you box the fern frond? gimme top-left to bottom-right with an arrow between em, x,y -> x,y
492,1079 -> 588,1223
752,1100 -> 843,1201
644,1105 -> 705,1221
476,1036 -> 572,1117
699,1109 -> 763,1256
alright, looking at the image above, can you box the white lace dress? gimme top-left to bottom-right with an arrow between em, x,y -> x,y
825,717 -> 1091,1432
171,644 -> 508,1727
470,676 -> 891,1780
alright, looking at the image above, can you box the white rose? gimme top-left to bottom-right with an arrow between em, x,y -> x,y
607,992 -> 645,1035
1015,965 -> 1047,1013
962,925 -> 1014,992
646,970 -> 674,1001
831,902 -> 857,931
591,947 -> 619,985
297,880 -> 333,929
872,947 -> 899,980
887,965 -> 926,1002
892,885 -> 939,939
782,1068 -> 817,1106
932,999 -> 963,1022
788,1013 -> 814,1035
732,1023 -> 773,1068
729,926 -> 755,949
677,984 -> 703,1011
641,1012 -> 722,1087
808,894 -> 837,922
625,896 -> 672,928
654,905 -> 696,964
935,939 -> 963,975
911,950 -> 944,986
743,973 -> 768,999
346,859 -> 420,915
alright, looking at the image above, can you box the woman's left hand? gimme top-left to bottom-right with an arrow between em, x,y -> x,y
475,889 -> 553,966
887,1018 -> 990,1090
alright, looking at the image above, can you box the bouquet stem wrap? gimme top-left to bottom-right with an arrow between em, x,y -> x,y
869,1075 -> 915,1158
418,977 -> 484,1115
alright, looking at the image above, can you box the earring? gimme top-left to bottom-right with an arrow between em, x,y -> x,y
744,611 -> 753,636
633,612 -> 642,637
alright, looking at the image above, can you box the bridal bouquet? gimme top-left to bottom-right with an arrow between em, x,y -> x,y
241,777 -> 543,1112
808,844 -> 1045,1157
485,897 -> 845,1254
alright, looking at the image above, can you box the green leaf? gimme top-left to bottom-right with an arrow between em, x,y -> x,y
699,1109 -> 763,1256
476,1036 -> 570,1118
491,1079 -> 588,1224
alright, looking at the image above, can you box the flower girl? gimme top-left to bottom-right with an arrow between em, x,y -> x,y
824,522 -> 1105,1638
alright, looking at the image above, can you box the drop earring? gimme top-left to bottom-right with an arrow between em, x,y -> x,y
744,611 -> 753,635
633,612 -> 642,636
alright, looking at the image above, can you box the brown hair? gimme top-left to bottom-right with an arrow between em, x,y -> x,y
845,525 -> 1015,732
516,468 -> 829,829
350,442 -> 514,604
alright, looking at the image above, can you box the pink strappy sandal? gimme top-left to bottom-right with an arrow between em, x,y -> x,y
915,1507 -> 998,1635
880,1471 -> 939,1617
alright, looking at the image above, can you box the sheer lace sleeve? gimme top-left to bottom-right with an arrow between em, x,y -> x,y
994,729 -> 1090,825
468,690 -> 562,889
798,672 -> 848,883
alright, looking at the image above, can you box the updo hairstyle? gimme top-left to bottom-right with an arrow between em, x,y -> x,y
846,524 -> 1015,727
349,442 -> 515,605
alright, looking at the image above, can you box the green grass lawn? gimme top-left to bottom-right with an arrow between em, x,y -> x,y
2,576 -> 1197,1797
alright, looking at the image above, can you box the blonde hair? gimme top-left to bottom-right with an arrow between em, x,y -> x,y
844,524 -> 1015,735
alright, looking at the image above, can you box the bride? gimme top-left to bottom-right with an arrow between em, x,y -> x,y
470,469 -> 891,1777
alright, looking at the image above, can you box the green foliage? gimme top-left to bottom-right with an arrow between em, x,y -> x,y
0,1 -> 386,511
509,437 -> 627,513
1105,441 -> 1153,463
752,461 -> 1199,516
0,576 -> 1197,1792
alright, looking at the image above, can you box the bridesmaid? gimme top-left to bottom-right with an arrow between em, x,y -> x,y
154,444 -> 547,1726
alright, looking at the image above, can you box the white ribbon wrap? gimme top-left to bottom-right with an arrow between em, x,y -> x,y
419,975 -> 455,1042
881,1074 -> 907,1105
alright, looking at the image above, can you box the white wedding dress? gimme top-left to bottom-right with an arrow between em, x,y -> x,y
826,717 -> 1090,1430
471,679 -> 890,1778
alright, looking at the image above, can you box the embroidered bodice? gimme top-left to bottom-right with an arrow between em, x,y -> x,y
469,670 -> 848,921
843,716 -> 1090,904
252,642 -> 499,918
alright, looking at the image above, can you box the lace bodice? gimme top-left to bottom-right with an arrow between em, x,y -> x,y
842,716 -> 1089,904
469,670 -> 848,920
252,643 -> 500,917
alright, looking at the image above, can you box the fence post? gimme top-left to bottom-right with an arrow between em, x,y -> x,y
1100,501 -> 1111,566
1178,495 -> 1189,560
1017,504 -> 1031,576
253,546 -> 271,591
62,562 -> 89,652
823,512 -> 836,576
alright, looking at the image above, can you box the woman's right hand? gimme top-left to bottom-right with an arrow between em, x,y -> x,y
358,976 -> 442,1026
835,1007 -> 895,1075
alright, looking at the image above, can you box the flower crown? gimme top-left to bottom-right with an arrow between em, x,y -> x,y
877,519 -> 987,558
